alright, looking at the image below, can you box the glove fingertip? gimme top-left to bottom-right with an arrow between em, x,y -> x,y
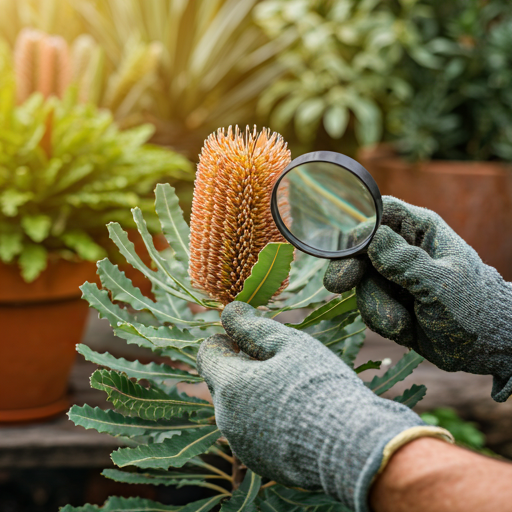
324,257 -> 367,294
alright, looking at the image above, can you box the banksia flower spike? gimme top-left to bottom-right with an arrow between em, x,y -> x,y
14,28 -> 70,104
189,126 -> 291,305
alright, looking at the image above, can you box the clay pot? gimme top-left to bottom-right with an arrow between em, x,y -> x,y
0,259 -> 97,422
358,145 -> 512,281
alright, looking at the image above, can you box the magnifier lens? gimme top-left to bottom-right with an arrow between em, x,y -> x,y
276,161 -> 377,253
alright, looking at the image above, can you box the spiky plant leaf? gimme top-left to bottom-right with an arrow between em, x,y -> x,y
90,370 -> 213,420
96,259 -> 193,325
111,426 -> 221,469
394,384 -> 427,409
235,243 -> 294,308
60,496 -> 184,511
354,360 -> 382,374
366,351 -> 424,396
265,486 -> 347,510
68,404 -> 204,438
77,344 -> 202,384
102,468 -> 228,493
107,222 -> 192,303
155,183 -> 190,269
290,292 -> 358,330
219,470 -> 261,512
277,269 -> 332,311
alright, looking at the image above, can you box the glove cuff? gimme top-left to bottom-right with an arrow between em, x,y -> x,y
354,426 -> 454,512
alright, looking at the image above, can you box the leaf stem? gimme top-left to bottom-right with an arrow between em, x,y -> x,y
211,445 -> 235,464
260,480 -> 277,490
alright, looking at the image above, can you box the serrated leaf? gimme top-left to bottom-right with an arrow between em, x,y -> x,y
115,323 -> 201,350
107,222 -> 191,302
68,404 -> 204,437
80,281 -> 133,327
393,384 -> 427,409
257,495 -> 299,512
21,214 -> 52,243
96,259 -> 195,325
155,183 -> 190,268
60,496 -> 184,511
235,243 -> 294,307
220,470 -> 261,512
102,468 -> 228,492
266,487 -> 346,510
111,426 -> 220,469
77,344 -> 202,383
90,370 -> 213,420
366,351 -> 424,395
289,292 -> 357,330
354,360 -> 381,374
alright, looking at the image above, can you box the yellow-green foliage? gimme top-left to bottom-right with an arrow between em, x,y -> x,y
0,81 -> 192,282
0,0 -> 284,154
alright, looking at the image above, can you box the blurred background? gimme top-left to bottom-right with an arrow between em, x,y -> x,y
0,0 -> 511,510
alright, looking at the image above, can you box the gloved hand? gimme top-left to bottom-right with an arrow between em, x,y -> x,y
324,196 -> 512,402
197,302 -> 452,512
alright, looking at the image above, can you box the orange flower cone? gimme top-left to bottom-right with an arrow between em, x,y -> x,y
189,126 -> 291,305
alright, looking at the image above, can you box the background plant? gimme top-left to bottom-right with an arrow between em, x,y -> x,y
0,0 -> 288,158
0,61 -> 192,281
65,177 -> 437,511
254,0 -> 438,150
388,0 -> 512,161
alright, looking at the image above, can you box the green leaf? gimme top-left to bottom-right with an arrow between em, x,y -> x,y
96,259 -> 195,325
0,231 -> 23,262
354,360 -> 381,374
289,292 -> 357,330
111,426 -> 220,469
0,189 -> 33,216
18,244 -> 47,282
258,495 -> 299,512
266,486 -> 346,510
323,105 -> 349,139
277,269 -> 331,312
235,243 -> 294,307
179,496 -> 230,512
155,183 -> 190,268
77,344 -> 202,383
107,222 -> 191,302
102,468 -> 228,492
68,404 -> 204,437
21,214 -> 52,243
90,370 -> 213,420
115,323 -> 201,351
393,384 -> 427,409
61,229 -> 107,261
220,470 -> 261,512
80,282 -> 133,328
366,351 -> 424,395
60,496 -> 184,511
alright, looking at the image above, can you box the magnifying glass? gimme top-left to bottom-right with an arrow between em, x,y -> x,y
271,151 -> 383,259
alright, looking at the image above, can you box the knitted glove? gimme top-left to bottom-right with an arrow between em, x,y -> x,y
197,302 -> 452,512
324,196 -> 512,402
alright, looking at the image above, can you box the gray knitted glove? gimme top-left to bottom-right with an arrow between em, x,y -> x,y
197,302 -> 452,512
324,196 -> 512,402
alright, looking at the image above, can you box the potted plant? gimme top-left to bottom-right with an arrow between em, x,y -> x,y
0,52 -> 192,421
357,1 -> 512,280
65,127 -> 430,511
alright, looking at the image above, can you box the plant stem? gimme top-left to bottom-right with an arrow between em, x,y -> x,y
211,445 -> 235,464
260,480 -> 277,490
198,462 -> 233,481
232,455 -> 247,490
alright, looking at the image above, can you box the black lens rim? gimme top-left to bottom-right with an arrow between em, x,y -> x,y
271,151 -> 383,259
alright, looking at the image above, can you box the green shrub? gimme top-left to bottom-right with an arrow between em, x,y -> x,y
0,82 -> 192,281
389,0 -> 512,161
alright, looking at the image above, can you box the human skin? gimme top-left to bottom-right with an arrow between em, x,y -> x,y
370,437 -> 512,512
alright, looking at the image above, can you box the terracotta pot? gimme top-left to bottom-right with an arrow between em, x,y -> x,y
0,259 -> 97,422
358,145 -> 512,281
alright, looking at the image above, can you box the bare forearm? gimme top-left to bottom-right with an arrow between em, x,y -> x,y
370,437 -> 512,512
